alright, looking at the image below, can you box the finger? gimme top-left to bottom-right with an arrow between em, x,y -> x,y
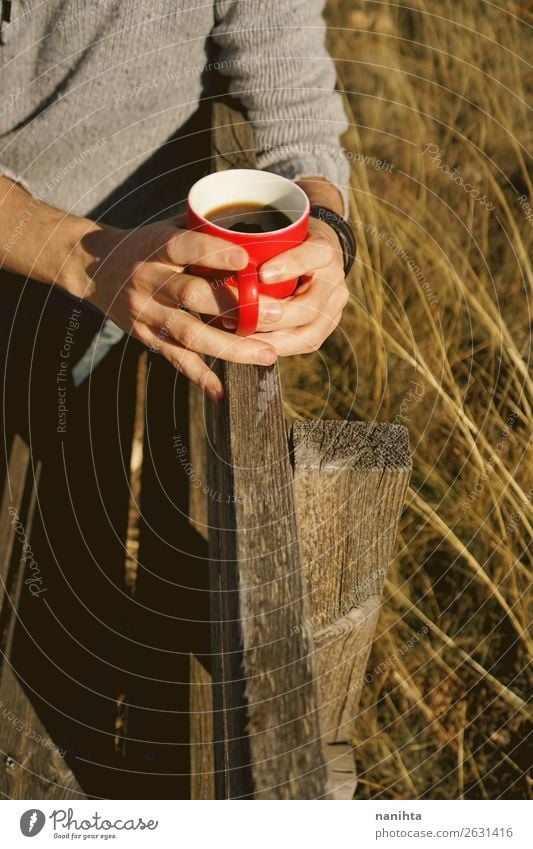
153,271 -> 283,326
155,227 -> 249,271
169,210 -> 188,228
248,310 -> 344,356
165,312 -> 277,366
254,274 -> 348,331
259,234 -> 339,283
156,271 -> 238,315
222,277 -> 346,332
155,336 -> 224,403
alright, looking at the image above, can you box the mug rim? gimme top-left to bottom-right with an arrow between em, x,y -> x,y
187,168 -> 310,237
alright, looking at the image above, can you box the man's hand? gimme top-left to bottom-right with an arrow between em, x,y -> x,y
80,219 -> 281,401
222,176 -> 350,355
254,215 -> 348,353
0,174 -> 350,401
0,177 -> 284,402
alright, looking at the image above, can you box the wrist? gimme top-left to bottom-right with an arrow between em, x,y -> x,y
58,217 -> 122,301
296,176 -> 345,217
308,205 -> 356,277
0,176 -> 121,300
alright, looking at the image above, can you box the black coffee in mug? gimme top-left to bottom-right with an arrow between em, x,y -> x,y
205,201 -> 291,234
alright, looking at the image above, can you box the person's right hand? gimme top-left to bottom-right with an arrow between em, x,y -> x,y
80,218 -> 281,401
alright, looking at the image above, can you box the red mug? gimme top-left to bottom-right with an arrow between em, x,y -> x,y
187,168 -> 310,335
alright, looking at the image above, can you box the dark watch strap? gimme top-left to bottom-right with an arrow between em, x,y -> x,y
309,205 -> 356,277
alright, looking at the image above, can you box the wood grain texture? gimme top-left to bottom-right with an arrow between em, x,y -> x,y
206,361 -> 327,799
0,435 -> 31,614
312,599 -> 381,744
292,421 -> 411,631
189,653 -> 215,799
211,97 -> 257,171
0,667 -> 84,800
187,98 -> 256,798
188,380 -> 214,800
0,437 -> 83,799
291,421 -> 411,799
188,380 -> 209,541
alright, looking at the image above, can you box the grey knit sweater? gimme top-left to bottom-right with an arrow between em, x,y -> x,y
0,0 -> 350,218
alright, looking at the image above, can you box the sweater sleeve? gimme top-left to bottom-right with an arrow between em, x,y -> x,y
0,165 -> 32,194
212,0 -> 350,215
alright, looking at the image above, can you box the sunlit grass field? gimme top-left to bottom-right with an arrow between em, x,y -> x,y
281,0 -> 532,798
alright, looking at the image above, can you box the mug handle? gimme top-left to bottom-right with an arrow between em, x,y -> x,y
235,260 -> 259,336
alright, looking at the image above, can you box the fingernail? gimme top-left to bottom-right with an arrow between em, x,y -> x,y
257,347 -> 277,365
260,265 -> 282,283
228,249 -> 248,268
222,317 -> 237,329
209,386 -> 224,404
260,303 -> 283,323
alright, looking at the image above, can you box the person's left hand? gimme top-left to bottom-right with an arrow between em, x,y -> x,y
223,216 -> 350,353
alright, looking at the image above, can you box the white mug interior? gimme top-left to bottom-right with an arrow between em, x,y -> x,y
188,168 -> 309,233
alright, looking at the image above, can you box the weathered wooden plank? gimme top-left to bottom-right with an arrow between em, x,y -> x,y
188,96 -> 259,799
313,600 -> 381,744
0,440 -> 83,799
292,422 -> 412,630
211,97 -> 257,171
0,435 -> 31,614
188,380 -> 209,541
323,742 -> 360,801
0,667 -> 84,800
189,653 -> 215,799
291,421 -> 411,799
206,361 -> 327,800
187,378 -> 215,800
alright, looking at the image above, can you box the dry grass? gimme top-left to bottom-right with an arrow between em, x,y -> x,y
281,0 -> 532,798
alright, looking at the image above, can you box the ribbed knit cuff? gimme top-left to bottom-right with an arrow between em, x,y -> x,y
0,166 -> 33,195
256,152 -> 350,219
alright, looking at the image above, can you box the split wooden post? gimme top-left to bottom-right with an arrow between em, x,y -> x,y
291,421 -> 411,798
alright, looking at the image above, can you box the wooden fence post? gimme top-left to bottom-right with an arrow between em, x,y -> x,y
188,98 -> 412,800
291,422 -> 411,798
207,362 -> 327,799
